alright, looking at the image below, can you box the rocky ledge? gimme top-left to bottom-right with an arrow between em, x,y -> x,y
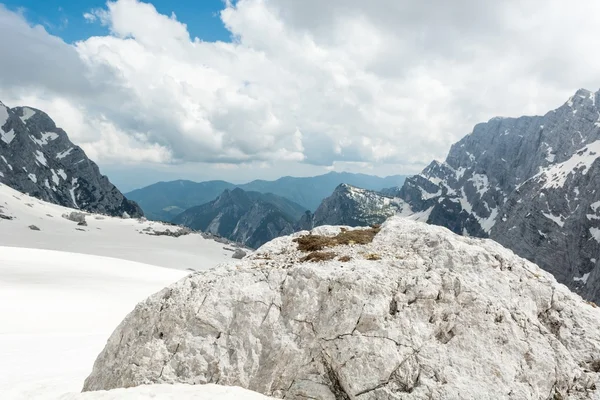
83,217 -> 600,399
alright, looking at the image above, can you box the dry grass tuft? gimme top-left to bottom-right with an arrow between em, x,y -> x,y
365,253 -> 381,261
338,255 -> 352,262
585,300 -> 598,308
293,226 -> 381,252
301,251 -> 337,263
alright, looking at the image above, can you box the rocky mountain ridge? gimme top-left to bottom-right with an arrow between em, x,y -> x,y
126,172 -> 407,221
298,183 -> 410,229
0,101 -> 142,217
83,217 -> 600,399
172,188 -> 304,248
392,88 -> 600,303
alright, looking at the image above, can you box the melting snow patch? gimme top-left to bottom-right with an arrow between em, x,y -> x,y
19,107 -> 36,122
0,172 -> 3,178
545,146 -> 556,163
0,129 -> 15,144
30,131 -> 59,146
573,272 -> 591,284
1,156 -> 12,171
44,179 -> 50,189
28,173 -> 37,183
70,178 -> 79,208
455,167 -> 466,180
590,227 -> 600,243
542,212 -> 565,227
536,140 -> 600,189
56,147 -> 74,159
57,169 -> 67,180
469,173 -> 490,197
51,169 -> 60,185
34,150 -> 47,167
477,207 -> 498,234
406,206 -> 434,222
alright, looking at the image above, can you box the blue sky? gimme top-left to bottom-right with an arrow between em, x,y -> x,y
2,0 -> 232,43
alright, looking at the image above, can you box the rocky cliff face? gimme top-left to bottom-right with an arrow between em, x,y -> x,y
305,183 -> 406,229
0,102 -> 142,217
395,89 -> 600,303
84,217 -> 600,399
172,188 -> 302,248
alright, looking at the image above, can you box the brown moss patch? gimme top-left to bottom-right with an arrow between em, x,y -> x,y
301,251 -> 337,263
293,225 -> 381,252
365,253 -> 381,261
338,255 -> 352,262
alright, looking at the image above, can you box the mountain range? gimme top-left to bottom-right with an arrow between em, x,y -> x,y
0,101 -> 141,217
125,172 -> 406,221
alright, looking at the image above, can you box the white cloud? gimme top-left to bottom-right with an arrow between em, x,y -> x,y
2,0 -> 600,174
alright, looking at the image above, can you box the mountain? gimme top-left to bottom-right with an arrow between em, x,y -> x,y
125,180 -> 236,221
0,102 -> 142,217
84,217 -> 600,399
300,183 -> 408,229
126,172 -> 407,221
395,88 -> 600,303
172,188 -> 305,248
240,171 -> 407,211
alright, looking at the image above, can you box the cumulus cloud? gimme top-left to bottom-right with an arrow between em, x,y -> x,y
2,0 -> 600,172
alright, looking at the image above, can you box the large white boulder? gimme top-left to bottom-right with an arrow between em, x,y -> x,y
83,218 -> 600,399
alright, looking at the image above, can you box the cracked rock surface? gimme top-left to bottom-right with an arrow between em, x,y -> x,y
83,217 -> 600,399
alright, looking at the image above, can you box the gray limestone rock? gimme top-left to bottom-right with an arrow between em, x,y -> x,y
63,211 -> 87,224
0,102 -> 142,217
83,218 -> 600,399
231,248 -> 247,259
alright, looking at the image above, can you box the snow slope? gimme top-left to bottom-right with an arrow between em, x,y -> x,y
0,247 -> 186,399
58,384 -> 273,399
0,182 -> 247,399
0,183 -> 235,272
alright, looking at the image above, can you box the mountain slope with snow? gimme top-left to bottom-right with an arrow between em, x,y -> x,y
0,182 -> 236,270
394,88 -> 600,303
305,183 -> 410,228
0,101 -> 141,217
0,182 -> 245,399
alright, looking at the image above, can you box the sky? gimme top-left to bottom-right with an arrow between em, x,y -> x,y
1,0 -> 600,191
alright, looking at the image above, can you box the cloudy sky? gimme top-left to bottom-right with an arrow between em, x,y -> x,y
1,0 -> 599,191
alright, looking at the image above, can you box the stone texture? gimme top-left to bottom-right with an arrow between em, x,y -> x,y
84,217 -> 600,399
0,102 -> 142,217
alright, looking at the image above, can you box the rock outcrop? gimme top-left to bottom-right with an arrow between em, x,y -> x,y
84,217 -> 600,399
306,183 -> 406,229
394,89 -> 600,303
0,101 -> 142,217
